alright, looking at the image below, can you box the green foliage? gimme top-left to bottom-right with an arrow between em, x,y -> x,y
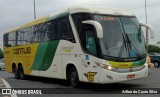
0,48 -> 3,59
148,45 -> 160,53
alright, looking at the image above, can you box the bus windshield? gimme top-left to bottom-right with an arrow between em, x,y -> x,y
94,15 -> 146,59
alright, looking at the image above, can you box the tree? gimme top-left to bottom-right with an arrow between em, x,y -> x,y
148,45 -> 160,53
0,48 -> 3,59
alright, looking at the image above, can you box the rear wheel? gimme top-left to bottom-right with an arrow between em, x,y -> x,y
154,61 -> 159,68
13,66 -> 19,79
19,65 -> 25,80
69,67 -> 79,88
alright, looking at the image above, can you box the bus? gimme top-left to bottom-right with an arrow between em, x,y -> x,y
3,6 -> 154,87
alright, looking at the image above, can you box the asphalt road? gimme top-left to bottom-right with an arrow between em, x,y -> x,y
0,67 -> 160,97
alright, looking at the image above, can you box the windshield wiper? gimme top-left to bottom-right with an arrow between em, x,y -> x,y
125,33 -> 140,58
118,33 -> 140,60
125,33 -> 131,49
118,33 -> 128,59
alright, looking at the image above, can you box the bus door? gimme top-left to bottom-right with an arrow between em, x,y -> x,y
81,24 -> 99,82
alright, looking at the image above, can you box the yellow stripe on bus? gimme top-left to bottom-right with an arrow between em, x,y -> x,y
108,61 -> 133,68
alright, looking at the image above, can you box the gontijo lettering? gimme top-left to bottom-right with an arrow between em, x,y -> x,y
13,47 -> 31,55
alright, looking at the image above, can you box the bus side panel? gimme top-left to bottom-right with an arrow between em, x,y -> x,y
59,40 -> 84,81
24,43 -> 39,75
39,55 -> 63,78
3,47 -> 15,73
3,43 -> 39,75
4,57 -> 12,73
38,40 -> 67,79
32,40 -> 62,78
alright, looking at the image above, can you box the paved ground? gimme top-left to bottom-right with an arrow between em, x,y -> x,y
0,67 -> 160,97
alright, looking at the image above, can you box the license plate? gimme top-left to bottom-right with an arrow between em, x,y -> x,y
127,74 -> 135,79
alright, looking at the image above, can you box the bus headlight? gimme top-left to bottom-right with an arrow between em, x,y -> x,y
144,63 -> 148,66
107,66 -> 117,71
96,63 -> 117,71
108,66 -> 113,70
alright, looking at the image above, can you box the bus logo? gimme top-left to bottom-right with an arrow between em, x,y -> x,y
13,47 -> 31,55
84,72 -> 97,82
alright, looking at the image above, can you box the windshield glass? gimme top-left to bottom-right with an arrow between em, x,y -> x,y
121,17 -> 146,56
94,15 -> 146,59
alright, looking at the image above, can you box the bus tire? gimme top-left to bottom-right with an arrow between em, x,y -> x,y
154,61 -> 159,68
69,67 -> 79,88
13,65 -> 19,79
19,65 -> 25,80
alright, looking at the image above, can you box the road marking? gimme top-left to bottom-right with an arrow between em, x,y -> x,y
1,78 -> 18,97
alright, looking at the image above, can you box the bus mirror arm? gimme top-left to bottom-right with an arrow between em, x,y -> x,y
82,20 -> 103,38
140,23 -> 154,39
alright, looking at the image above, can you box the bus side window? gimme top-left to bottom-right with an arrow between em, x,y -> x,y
3,33 -> 10,47
8,32 -> 15,47
17,30 -> 21,45
56,16 -> 75,43
84,25 -> 97,56
65,16 -> 76,43
48,20 -> 56,40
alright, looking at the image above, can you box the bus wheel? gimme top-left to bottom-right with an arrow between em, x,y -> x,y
19,65 -> 25,80
13,66 -> 19,79
69,67 -> 79,88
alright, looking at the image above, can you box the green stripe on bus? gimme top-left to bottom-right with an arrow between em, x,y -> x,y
132,58 -> 146,66
46,12 -> 69,22
38,40 -> 59,71
31,42 -> 48,70
31,40 -> 60,71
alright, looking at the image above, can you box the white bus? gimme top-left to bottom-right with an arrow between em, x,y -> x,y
3,6 -> 154,87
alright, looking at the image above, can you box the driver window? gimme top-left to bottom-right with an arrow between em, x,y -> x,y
84,25 -> 97,56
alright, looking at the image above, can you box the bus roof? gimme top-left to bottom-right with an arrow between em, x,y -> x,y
4,6 -> 135,34
68,6 -> 134,16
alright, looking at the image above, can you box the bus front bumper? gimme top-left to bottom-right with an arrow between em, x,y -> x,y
98,65 -> 148,84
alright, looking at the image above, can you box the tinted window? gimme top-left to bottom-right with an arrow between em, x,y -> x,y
72,13 -> 92,50
3,33 -> 9,47
8,32 -> 15,46
85,25 -> 97,55
56,16 -> 75,42
48,20 -> 56,40
4,15 -> 75,47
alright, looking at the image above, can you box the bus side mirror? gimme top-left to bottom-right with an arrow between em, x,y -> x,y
140,23 -> 154,39
82,20 -> 103,38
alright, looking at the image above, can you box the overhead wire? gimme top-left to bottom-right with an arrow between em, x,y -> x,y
129,1 -> 160,10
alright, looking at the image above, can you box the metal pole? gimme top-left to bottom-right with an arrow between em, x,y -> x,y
145,0 -> 149,46
145,0 -> 148,24
34,0 -> 36,20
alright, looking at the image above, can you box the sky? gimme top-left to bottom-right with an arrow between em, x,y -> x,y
0,0 -> 160,49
